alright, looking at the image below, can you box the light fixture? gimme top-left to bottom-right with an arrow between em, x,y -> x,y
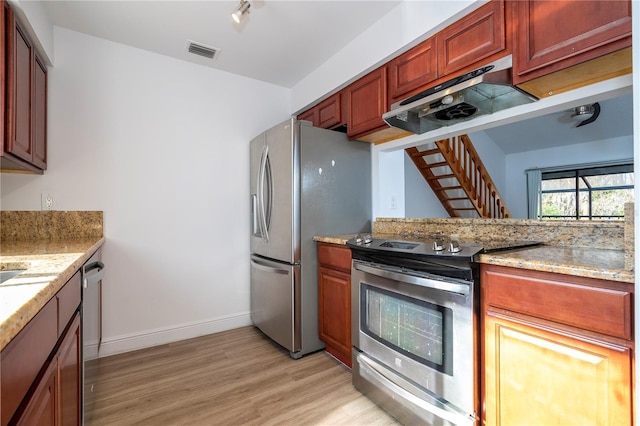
571,104 -> 595,122
570,102 -> 600,128
232,0 -> 251,23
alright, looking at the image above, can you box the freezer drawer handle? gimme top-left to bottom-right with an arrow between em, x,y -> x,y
83,261 -> 105,289
251,259 -> 290,275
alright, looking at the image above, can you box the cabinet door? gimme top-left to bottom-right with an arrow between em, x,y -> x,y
316,93 -> 344,130
484,313 -> 632,426
6,13 -> 34,163
15,360 -> 57,426
437,0 -> 508,77
297,108 -> 318,127
346,67 -> 387,139
32,55 -> 47,169
387,38 -> 438,105
1,2 -> 6,152
318,266 -> 352,367
514,0 -> 632,84
58,314 -> 80,426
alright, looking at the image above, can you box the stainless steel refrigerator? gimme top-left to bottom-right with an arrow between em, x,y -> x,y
250,118 -> 371,359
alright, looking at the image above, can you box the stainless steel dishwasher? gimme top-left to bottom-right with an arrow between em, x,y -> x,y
82,247 -> 105,425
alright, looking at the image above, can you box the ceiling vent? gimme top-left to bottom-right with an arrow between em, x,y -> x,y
185,40 -> 220,60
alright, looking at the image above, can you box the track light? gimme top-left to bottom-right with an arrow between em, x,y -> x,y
232,0 -> 250,23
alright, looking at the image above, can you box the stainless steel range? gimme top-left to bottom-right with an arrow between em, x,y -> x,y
348,234 -> 537,425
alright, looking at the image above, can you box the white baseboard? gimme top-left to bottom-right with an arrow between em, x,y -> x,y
98,312 -> 252,357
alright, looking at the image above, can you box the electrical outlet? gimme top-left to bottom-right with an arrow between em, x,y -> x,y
41,193 -> 54,210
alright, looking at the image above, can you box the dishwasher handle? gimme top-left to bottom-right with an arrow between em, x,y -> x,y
83,261 -> 105,288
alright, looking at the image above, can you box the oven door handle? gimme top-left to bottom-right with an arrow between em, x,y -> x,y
354,262 -> 469,296
357,353 -> 476,425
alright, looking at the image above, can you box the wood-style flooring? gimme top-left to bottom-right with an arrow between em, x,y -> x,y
88,326 -> 401,425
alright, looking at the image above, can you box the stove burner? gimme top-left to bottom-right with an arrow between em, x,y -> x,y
434,102 -> 478,120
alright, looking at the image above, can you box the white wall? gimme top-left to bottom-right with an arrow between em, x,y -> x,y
375,150 -> 406,218
0,27 -> 290,356
505,136 -> 634,218
404,151 -> 449,218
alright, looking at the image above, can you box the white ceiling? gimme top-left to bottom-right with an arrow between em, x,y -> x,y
40,0 -> 401,88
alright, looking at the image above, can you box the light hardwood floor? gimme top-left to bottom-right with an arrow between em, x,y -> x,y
89,326 -> 401,425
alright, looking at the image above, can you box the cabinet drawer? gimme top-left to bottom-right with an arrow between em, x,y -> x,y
1,298 -> 57,426
57,270 -> 81,336
483,266 -> 631,340
317,243 -> 352,272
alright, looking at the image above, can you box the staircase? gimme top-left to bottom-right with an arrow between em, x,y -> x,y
406,134 -> 510,219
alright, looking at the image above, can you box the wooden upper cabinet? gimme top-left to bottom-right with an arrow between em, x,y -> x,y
297,92 -> 345,130
1,1 -> 6,153
33,56 -> 47,169
437,0 -> 509,78
346,67 -> 387,140
6,12 -> 33,164
387,38 -> 438,105
317,93 -> 345,130
513,0 -> 632,84
2,2 -> 47,173
297,108 -> 316,125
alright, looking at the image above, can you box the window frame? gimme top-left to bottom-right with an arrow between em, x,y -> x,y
538,163 -> 633,220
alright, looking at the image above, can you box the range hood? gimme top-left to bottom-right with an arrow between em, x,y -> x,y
382,56 -> 537,135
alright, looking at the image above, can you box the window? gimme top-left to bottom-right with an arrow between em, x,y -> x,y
537,164 -> 634,220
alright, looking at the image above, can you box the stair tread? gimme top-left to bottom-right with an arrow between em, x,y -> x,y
428,161 -> 448,167
412,148 -> 440,157
426,174 -> 455,180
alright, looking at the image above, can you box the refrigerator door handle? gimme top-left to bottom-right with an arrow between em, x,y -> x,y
251,194 -> 259,236
258,145 -> 270,242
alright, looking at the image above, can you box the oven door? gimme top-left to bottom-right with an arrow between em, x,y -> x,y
351,260 -> 477,425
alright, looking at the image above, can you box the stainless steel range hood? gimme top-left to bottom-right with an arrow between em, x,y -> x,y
382,56 -> 537,135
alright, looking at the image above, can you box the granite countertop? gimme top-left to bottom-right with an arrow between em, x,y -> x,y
314,234 -> 633,284
478,245 -> 633,283
0,237 -> 105,351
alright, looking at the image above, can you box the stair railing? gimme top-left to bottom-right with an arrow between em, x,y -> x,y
435,134 -> 511,219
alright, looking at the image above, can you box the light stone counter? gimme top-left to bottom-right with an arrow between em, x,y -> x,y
0,211 -> 105,351
315,214 -> 634,284
478,246 -> 632,283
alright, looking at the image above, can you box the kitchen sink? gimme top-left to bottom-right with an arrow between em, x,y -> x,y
0,269 -> 26,284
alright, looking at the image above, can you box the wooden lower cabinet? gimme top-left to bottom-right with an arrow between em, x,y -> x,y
2,272 -> 81,426
16,360 -> 57,426
484,313 -> 632,425
482,264 -> 634,426
12,313 -> 81,426
57,315 -> 81,426
317,242 -> 352,367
